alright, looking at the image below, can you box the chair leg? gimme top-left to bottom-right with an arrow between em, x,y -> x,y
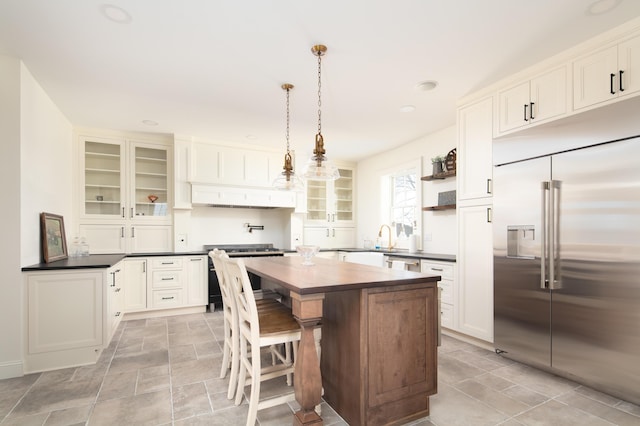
285,341 -> 293,386
220,319 -> 231,379
235,336 -> 248,406
227,327 -> 240,400
246,347 -> 262,426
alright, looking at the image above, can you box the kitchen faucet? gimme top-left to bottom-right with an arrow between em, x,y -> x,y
378,224 -> 393,251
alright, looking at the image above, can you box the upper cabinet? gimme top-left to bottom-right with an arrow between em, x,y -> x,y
81,136 -> 171,222
497,66 -> 568,135
306,167 -> 354,226
573,33 -> 640,111
190,141 -> 282,187
457,96 -> 494,203
77,134 -> 173,254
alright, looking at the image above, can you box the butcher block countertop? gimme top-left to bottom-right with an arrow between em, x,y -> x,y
242,255 -> 441,295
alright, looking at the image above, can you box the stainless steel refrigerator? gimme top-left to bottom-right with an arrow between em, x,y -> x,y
493,136 -> 640,404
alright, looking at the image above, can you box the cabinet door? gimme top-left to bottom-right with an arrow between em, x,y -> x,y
81,137 -> 126,219
123,258 -> 147,311
497,81 -> 530,133
79,224 -> 126,254
457,203 -> 494,342
186,256 -> 207,306
617,34 -> 640,99
333,168 -> 354,225
530,66 -> 567,124
306,180 -> 328,223
331,227 -> 356,248
303,227 -> 330,248
106,264 -> 124,339
190,142 -> 222,183
573,46 -> 618,110
457,97 -> 493,202
128,225 -> 172,253
130,142 -> 170,221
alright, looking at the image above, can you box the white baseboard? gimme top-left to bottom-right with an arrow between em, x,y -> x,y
0,360 -> 24,380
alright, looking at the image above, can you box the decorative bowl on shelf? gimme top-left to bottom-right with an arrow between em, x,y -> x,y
147,195 -> 158,203
296,245 -> 320,266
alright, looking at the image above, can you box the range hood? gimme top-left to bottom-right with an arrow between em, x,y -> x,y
191,184 -> 297,209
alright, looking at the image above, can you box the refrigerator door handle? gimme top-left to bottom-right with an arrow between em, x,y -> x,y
541,181 -> 550,289
550,180 -> 562,290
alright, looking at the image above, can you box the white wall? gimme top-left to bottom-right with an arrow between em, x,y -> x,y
20,63 -> 74,266
188,206 -> 295,250
356,125 -> 457,255
0,57 -> 72,379
0,56 -> 23,378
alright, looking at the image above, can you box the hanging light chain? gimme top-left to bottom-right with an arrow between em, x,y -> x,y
317,51 -> 322,135
285,84 -> 291,154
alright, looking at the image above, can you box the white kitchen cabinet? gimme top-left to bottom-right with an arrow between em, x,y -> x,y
78,135 -> 173,254
497,65 -> 567,135
106,263 -> 124,340
457,96 -> 494,203
303,226 -> 355,249
457,203 -> 494,342
23,262 -> 125,373
421,260 -> 457,330
305,167 -> 354,226
191,184 -> 296,208
123,255 -> 207,316
190,141 -> 282,187
186,255 -> 207,306
573,33 -> 640,110
123,258 -> 147,311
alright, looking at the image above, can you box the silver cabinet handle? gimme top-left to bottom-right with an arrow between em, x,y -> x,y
122,207 -> 125,218
191,258 -> 202,261
130,207 -> 134,218
487,178 -> 493,194
487,207 -> 492,223
326,228 -> 329,237
161,277 -> 174,281
142,261 -> 146,273
162,296 -> 174,300
430,267 -> 444,272
332,229 -> 335,237
121,227 -> 125,238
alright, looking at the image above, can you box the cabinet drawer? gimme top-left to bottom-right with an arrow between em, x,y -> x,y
152,270 -> 183,289
152,289 -> 183,308
150,257 -> 183,269
441,302 -> 454,329
421,261 -> 454,279
438,279 -> 453,305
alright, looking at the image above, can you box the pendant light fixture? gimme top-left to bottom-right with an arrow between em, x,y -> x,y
302,44 -> 340,181
273,83 -> 304,191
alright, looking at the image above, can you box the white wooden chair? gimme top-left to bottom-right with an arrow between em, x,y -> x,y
209,249 -> 284,401
224,256 -> 302,426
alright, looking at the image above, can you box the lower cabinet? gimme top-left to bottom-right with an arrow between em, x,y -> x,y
124,254 -> 208,315
321,283 -> 438,425
421,260 -> 457,330
23,261 -> 124,373
457,203 -> 494,342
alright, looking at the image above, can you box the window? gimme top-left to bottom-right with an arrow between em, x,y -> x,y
389,167 -> 417,238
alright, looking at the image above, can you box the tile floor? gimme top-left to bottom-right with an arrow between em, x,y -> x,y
1,311 -> 639,425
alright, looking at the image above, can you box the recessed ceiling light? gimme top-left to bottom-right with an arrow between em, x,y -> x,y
142,120 -> 158,126
100,4 -> 132,24
246,134 -> 258,140
415,80 -> 438,91
587,0 -> 622,15
399,105 -> 416,113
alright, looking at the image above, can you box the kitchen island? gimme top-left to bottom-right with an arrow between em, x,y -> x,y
242,256 -> 440,426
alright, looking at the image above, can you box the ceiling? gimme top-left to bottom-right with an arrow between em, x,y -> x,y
2,1 -> 640,162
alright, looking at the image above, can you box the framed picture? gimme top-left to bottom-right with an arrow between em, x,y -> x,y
40,212 -> 68,263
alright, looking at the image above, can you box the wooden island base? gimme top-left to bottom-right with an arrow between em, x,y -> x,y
321,283 -> 438,426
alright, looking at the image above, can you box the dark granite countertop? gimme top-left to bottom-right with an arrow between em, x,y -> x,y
22,254 -> 127,271
21,251 -> 208,271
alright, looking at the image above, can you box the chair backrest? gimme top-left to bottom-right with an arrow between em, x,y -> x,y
209,249 -> 235,312
223,257 -> 261,343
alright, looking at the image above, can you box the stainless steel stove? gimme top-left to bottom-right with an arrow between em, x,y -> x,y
204,243 -> 285,311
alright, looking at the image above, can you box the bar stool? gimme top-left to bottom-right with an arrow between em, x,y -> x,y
209,249 -> 285,400
224,257 -> 302,426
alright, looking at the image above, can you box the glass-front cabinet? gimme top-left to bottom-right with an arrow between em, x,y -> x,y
83,140 -> 125,218
306,167 -> 354,225
78,135 -> 172,254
